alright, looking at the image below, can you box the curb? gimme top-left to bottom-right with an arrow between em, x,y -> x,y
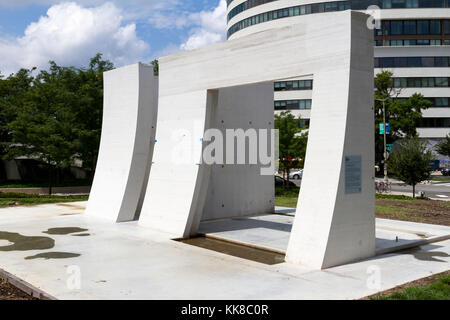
0,268 -> 56,300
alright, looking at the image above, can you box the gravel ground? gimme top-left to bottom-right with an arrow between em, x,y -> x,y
0,278 -> 36,300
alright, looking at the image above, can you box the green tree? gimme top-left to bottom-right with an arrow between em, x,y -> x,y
375,71 -> 431,165
73,54 -> 114,180
4,63 -> 80,193
274,111 -> 308,187
0,69 -> 35,153
388,138 -> 434,198
435,134 -> 450,158
3,54 -> 114,192
151,59 -> 159,76
0,69 -> 35,181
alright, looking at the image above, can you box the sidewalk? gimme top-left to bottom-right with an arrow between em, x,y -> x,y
375,177 -> 450,186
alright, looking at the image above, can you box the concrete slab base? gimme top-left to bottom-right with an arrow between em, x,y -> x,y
0,203 -> 449,300
199,207 -> 450,256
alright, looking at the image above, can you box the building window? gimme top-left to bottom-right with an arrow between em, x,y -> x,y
435,98 -> 449,107
445,21 -> 450,34
436,77 -> 449,87
404,21 -> 417,34
419,118 -> 450,128
430,20 -> 441,34
392,77 -> 450,88
274,80 -> 313,91
417,20 -> 430,34
299,119 -> 310,128
274,99 -> 312,110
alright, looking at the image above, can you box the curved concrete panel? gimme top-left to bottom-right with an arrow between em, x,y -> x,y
87,63 -> 158,223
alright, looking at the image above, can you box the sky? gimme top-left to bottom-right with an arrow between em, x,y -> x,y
0,0 -> 227,75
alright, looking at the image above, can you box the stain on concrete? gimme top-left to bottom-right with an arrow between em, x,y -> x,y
43,227 -> 88,235
25,252 -> 81,260
402,247 -> 450,262
0,232 -> 55,252
57,203 -> 86,210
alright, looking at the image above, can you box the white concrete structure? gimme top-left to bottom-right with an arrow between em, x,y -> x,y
139,83 -> 275,236
227,1 -> 450,143
86,64 -> 158,222
1,202 -> 450,300
136,11 -> 375,269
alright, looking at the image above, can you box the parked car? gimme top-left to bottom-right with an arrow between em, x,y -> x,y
441,168 -> 450,176
289,169 -> 303,180
275,176 -> 297,187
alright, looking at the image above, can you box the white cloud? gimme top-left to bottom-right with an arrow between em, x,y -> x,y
147,0 -> 227,53
180,0 -> 227,51
0,1 -> 150,75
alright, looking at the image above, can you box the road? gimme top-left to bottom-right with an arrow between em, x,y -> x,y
290,178 -> 450,200
391,183 -> 450,200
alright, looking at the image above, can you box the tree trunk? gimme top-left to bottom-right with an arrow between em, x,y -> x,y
412,184 -> 415,198
48,165 -> 53,195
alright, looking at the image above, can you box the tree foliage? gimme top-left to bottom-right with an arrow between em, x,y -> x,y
0,68 -> 35,155
274,111 -> 308,186
375,71 -> 431,163
0,54 -> 114,191
435,135 -> 450,158
151,59 -> 159,76
388,138 -> 434,197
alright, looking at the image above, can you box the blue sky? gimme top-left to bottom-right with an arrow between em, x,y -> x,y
0,0 -> 226,75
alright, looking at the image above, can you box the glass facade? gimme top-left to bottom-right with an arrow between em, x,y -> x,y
274,99 -> 312,110
375,57 -> 450,68
392,77 -> 450,87
418,118 -> 450,127
274,80 -> 313,91
228,0 -> 450,22
227,0 -> 450,37
377,39 -> 444,47
394,97 -> 450,107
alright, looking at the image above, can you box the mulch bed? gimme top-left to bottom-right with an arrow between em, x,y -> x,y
364,270 -> 450,299
376,199 -> 450,226
0,278 -> 36,300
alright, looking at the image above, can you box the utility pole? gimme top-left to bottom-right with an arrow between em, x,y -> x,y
377,97 -> 390,183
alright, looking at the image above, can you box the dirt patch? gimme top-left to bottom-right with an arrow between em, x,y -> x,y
376,199 -> 450,226
43,227 -> 88,235
364,270 -> 450,300
0,278 -> 37,300
57,203 -> 86,210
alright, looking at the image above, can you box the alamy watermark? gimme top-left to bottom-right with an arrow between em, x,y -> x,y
170,123 -> 279,176
365,5 -> 382,30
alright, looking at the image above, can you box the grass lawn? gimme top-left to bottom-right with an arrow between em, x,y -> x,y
275,186 -> 300,208
431,176 -> 450,182
369,272 -> 450,300
275,186 -> 450,226
0,192 -> 88,208
0,180 -> 91,189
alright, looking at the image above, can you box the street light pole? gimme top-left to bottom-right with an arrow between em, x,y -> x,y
382,99 -> 388,183
376,97 -> 390,184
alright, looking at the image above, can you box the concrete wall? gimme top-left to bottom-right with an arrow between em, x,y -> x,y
87,63 -> 158,223
202,84 -> 275,221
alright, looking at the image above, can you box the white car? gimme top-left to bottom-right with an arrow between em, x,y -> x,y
289,169 -> 303,180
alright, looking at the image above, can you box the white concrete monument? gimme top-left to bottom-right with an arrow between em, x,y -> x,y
89,11 -> 375,269
86,63 -> 158,222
